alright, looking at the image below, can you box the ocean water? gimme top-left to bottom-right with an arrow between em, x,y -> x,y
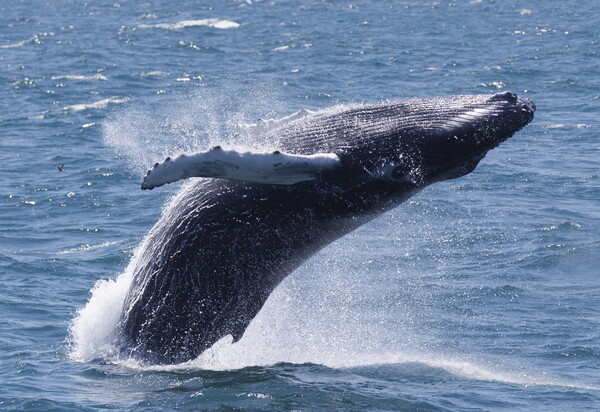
1,0 -> 599,410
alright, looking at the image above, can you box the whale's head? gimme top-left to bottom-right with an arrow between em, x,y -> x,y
380,91 -> 535,187
330,92 -> 535,192
414,91 -> 535,185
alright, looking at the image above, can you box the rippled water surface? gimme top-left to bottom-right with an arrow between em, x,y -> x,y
1,0 -> 599,410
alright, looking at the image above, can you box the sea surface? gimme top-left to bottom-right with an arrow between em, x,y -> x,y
1,0 -> 599,410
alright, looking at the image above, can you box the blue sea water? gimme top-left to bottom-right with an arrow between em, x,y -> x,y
1,0 -> 599,410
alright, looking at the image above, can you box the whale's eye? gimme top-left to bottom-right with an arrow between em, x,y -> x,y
392,165 -> 415,181
391,166 -> 406,180
390,164 -> 419,185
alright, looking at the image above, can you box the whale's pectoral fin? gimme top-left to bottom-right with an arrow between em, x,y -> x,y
141,147 -> 342,190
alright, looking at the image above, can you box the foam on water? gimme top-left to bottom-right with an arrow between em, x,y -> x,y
27,97 -> 131,121
138,19 -> 240,30
51,74 -> 108,81
545,123 -> 593,129
0,33 -> 52,48
61,97 -> 129,113
68,263 -> 135,362
55,241 -> 121,256
133,71 -> 170,77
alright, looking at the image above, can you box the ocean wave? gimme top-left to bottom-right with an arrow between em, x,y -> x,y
133,70 -> 170,77
0,33 -> 51,48
60,97 -> 129,112
56,241 -> 121,255
138,19 -> 240,30
545,123 -> 593,129
51,74 -> 108,81
104,335 -> 600,392
28,97 -> 130,120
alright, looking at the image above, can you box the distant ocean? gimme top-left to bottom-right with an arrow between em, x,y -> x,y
1,1 -> 598,410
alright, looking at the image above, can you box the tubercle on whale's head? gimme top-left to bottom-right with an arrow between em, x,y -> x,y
393,91 -> 536,187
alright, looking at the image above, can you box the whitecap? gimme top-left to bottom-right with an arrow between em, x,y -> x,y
0,34 -> 40,49
138,19 -> 240,30
56,241 -> 121,255
51,74 -> 108,81
61,97 -> 129,112
133,70 -> 170,77
0,32 -> 54,48
545,123 -> 592,129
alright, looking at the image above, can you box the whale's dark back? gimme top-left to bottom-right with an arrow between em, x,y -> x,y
116,93 -> 534,364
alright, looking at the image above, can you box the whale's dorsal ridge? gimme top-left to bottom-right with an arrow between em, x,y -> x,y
141,147 -> 342,189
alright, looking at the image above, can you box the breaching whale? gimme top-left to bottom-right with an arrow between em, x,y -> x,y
116,92 -> 535,364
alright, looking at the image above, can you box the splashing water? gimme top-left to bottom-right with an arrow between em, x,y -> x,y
69,238 -> 598,392
101,84 -> 286,176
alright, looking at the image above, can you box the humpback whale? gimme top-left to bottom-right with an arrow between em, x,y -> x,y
116,92 -> 535,364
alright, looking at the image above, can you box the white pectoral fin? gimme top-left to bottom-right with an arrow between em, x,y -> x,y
141,147 -> 342,189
